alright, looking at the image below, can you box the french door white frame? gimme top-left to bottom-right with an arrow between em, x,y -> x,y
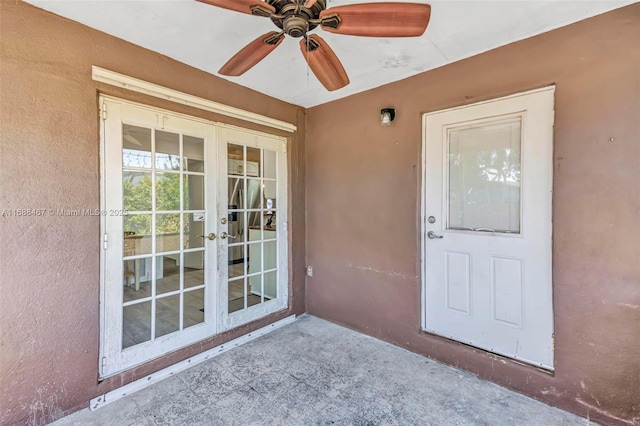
216,126 -> 289,332
99,96 -> 289,378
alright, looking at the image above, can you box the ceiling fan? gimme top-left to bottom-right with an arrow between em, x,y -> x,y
197,0 -> 431,91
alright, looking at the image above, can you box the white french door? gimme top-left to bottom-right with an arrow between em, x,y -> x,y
100,98 -> 288,377
422,87 -> 555,369
216,127 -> 288,331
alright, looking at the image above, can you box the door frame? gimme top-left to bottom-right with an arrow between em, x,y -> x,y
420,86 -> 555,367
98,96 -> 289,378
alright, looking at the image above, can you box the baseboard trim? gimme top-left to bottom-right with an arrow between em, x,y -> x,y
89,315 -> 296,411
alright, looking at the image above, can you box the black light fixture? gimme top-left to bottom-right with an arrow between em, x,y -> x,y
380,108 -> 396,126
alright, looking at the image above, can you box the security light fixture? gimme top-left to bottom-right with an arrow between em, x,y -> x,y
381,108 -> 396,126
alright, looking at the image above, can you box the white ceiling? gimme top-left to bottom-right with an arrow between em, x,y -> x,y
26,0 -> 635,107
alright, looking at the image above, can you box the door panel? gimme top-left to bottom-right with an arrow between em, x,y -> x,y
217,127 -> 288,331
102,99 -> 218,376
422,87 -> 555,369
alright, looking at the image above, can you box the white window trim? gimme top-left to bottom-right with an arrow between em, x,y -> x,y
92,66 -> 297,133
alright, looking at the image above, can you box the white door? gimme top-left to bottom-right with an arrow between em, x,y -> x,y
101,98 -> 218,376
100,99 -> 288,376
422,87 -> 555,369
216,126 -> 288,331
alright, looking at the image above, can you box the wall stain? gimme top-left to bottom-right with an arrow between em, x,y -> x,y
348,264 -> 415,281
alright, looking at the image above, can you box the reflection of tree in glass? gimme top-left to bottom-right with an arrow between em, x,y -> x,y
156,173 -> 180,211
123,174 -> 152,212
449,146 -> 521,207
157,214 -> 180,236
123,173 -> 183,236
156,173 -> 180,234
123,149 -> 152,169
156,153 -> 180,170
124,214 -> 151,237
475,148 -> 520,183
123,174 -> 152,236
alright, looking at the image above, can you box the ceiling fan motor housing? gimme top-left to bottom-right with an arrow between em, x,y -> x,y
268,0 -> 327,36
284,15 -> 309,37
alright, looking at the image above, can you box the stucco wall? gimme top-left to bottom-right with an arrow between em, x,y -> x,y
0,2 -> 306,424
306,4 -> 639,426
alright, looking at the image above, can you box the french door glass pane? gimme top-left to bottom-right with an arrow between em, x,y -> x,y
155,131 -> 180,170
228,178 -> 244,209
123,301 -> 151,349
184,288 -> 205,328
121,125 -> 207,349
229,246 -> 246,279
122,125 -> 152,168
123,171 -> 152,211
156,172 -> 180,211
226,144 -> 278,314
184,216 -> 204,249
184,251 -> 205,288
156,255 -> 180,295
156,213 -> 180,253
124,215 -> 152,256
184,135 -> 204,172
228,278 -> 244,313
185,175 -> 205,211
156,294 -> 180,338
123,258 -> 151,302
447,119 -> 521,234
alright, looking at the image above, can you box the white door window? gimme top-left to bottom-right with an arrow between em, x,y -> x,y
422,87 -> 555,369
100,98 -> 288,376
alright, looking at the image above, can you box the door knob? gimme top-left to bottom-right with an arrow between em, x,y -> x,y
427,231 -> 444,239
220,232 -> 228,239
197,233 -> 217,240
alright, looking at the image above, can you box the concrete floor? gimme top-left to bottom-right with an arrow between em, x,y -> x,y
53,315 -> 591,426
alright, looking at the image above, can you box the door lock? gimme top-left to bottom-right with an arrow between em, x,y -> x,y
220,217 -> 228,225
197,233 -> 217,240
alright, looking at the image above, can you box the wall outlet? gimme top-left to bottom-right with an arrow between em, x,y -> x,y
306,266 -> 313,277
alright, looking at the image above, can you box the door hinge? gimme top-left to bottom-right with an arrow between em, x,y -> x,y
103,233 -> 108,250
551,333 -> 555,350
283,140 -> 287,154
100,103 -> 107,120
101,357 -> 107,374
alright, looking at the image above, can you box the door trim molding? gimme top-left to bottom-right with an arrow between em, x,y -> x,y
92,66 -> 297,133
424,85 -> 556,117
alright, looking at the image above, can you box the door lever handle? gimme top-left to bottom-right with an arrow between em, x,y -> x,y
220,232 -> 238,240
427,231 -> 444,239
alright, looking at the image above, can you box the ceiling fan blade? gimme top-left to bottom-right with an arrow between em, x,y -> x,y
320,3 -> 431,37
197,0 -> 275,16
300,35 -> 349,91
219,32 -> 284,76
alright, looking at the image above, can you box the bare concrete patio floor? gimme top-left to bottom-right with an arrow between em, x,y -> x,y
53,315 -> 592,425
